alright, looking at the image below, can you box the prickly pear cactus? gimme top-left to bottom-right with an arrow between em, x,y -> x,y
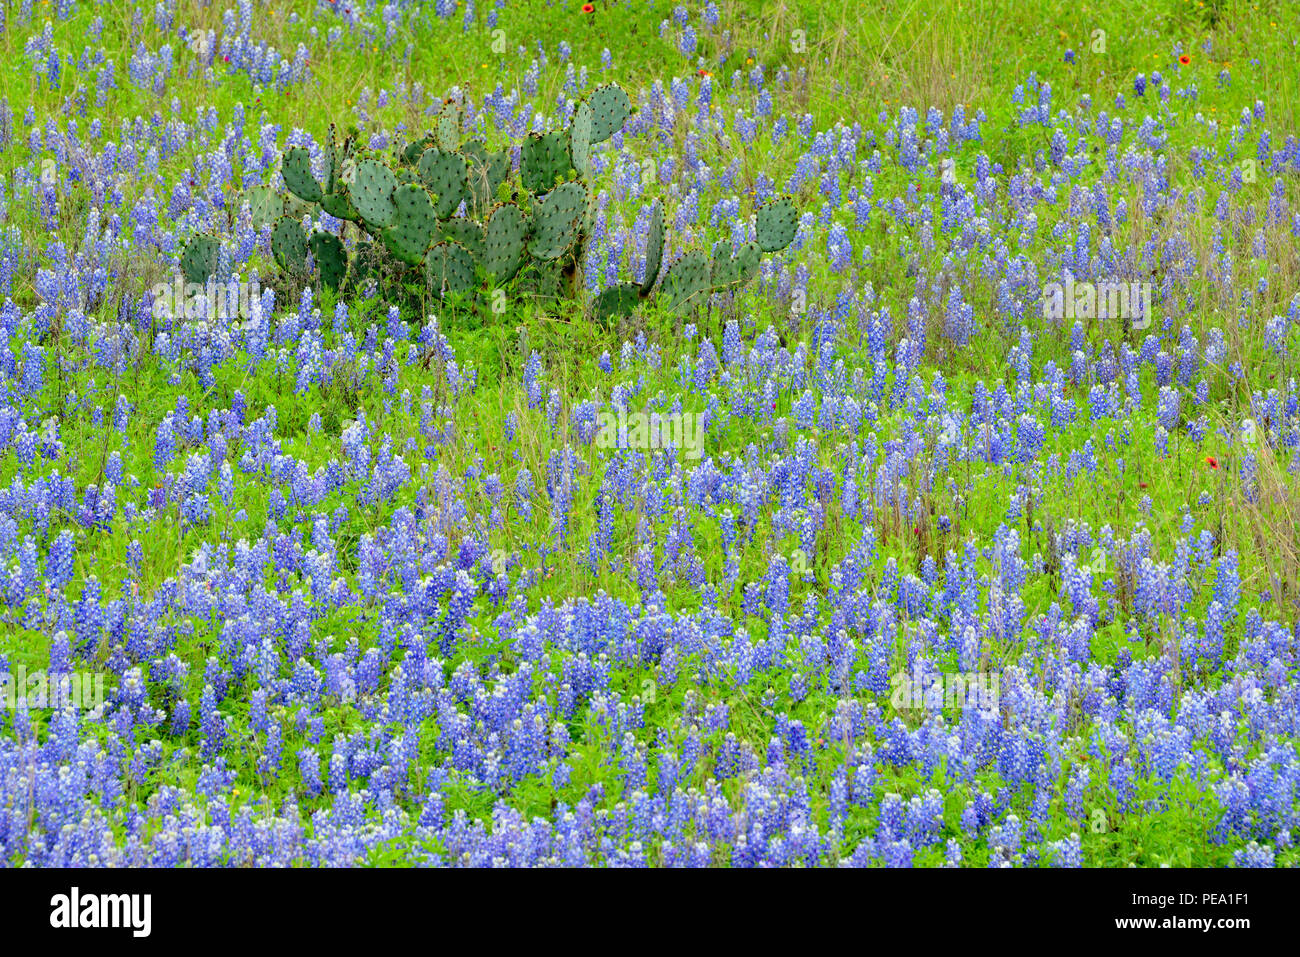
462,141 -> 511,215
383,184 -> 440,266
570,101 -> 594,179
641,200 -> 665,295
425,241 -> 476,298
309,232 -> 347,290
593,282 -> 641,323
350,158 -> 399,230
281,146 -> 323,204
587,83 -> 631,143
438,218 -> 486,262
710,240 -> 739,289
244,82 -> 654,311
528,181 -> 586,260
321,189 -> 359,222
436,106 -> 461,152
401,132 -> 437,167
755,196 -> 799,253
179,235 -> 220,285
482,203 -> 529,282
244,186 -> 284,229
521,130 -> 572,195
660,250 -> 711,314
733,241 -> 762,286
417,149 -> 470,219
271,217 -> 309,272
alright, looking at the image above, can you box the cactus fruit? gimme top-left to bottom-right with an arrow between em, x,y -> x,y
587,83 -> 631,144
425,241 -> 476,298
281,145 -> 324,204
660,250 -> 711,314
528,181 -> 586,260
755,196 -> 798,252
309,233 -> 347,290
640,200 -> 665,295
383,184 -> 441,265
179,235 -> 220,285
521,130 -> 572,194
482,202 -> 529,282
350,158 -> 399,230
271,217 -> 309,272
417,148 -> 471,219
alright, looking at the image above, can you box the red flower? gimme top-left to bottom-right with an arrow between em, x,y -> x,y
913,526 -> 921,536
1178,54 -> 1191,65
582,2 -> 594,12
697,68 -> 712,77
1205,456 -> 1219,469
1139,481 -> 1148,489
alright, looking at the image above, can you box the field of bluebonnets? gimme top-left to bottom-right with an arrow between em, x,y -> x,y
1,0 -> 1299,868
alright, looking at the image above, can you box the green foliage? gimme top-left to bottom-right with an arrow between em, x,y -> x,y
214,81 -> 794,322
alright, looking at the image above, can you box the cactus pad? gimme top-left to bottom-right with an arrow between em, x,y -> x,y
309,232 -> 347,290
593,282 -> 641,322
425,241 -> 476,298
350,158 -> 398,229
436,107 -> 461,152
462,141 -> 511,213
483,203 -> 529,281
401,131 -> 437,166
588,83 -> 631,144
734,241 -> 761,286
321,189 -> 359,221
710,240 -> 739,288
417,148 -> 470,219
521,130 -> 572,194
271,217 -> 309,272
179,235 -> 219,285
660,250 -> 711,313
755,196 -> 798,252
528,181 -> 586,260
438,218 -> 486,261
640,199 -> 664,295
281,146 -> 323,204
570,101 -> 593,178
244,186 -> 284,229
383,184 -> 440,265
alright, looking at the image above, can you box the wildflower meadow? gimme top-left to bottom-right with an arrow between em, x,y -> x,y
0,0 -> 1298,899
